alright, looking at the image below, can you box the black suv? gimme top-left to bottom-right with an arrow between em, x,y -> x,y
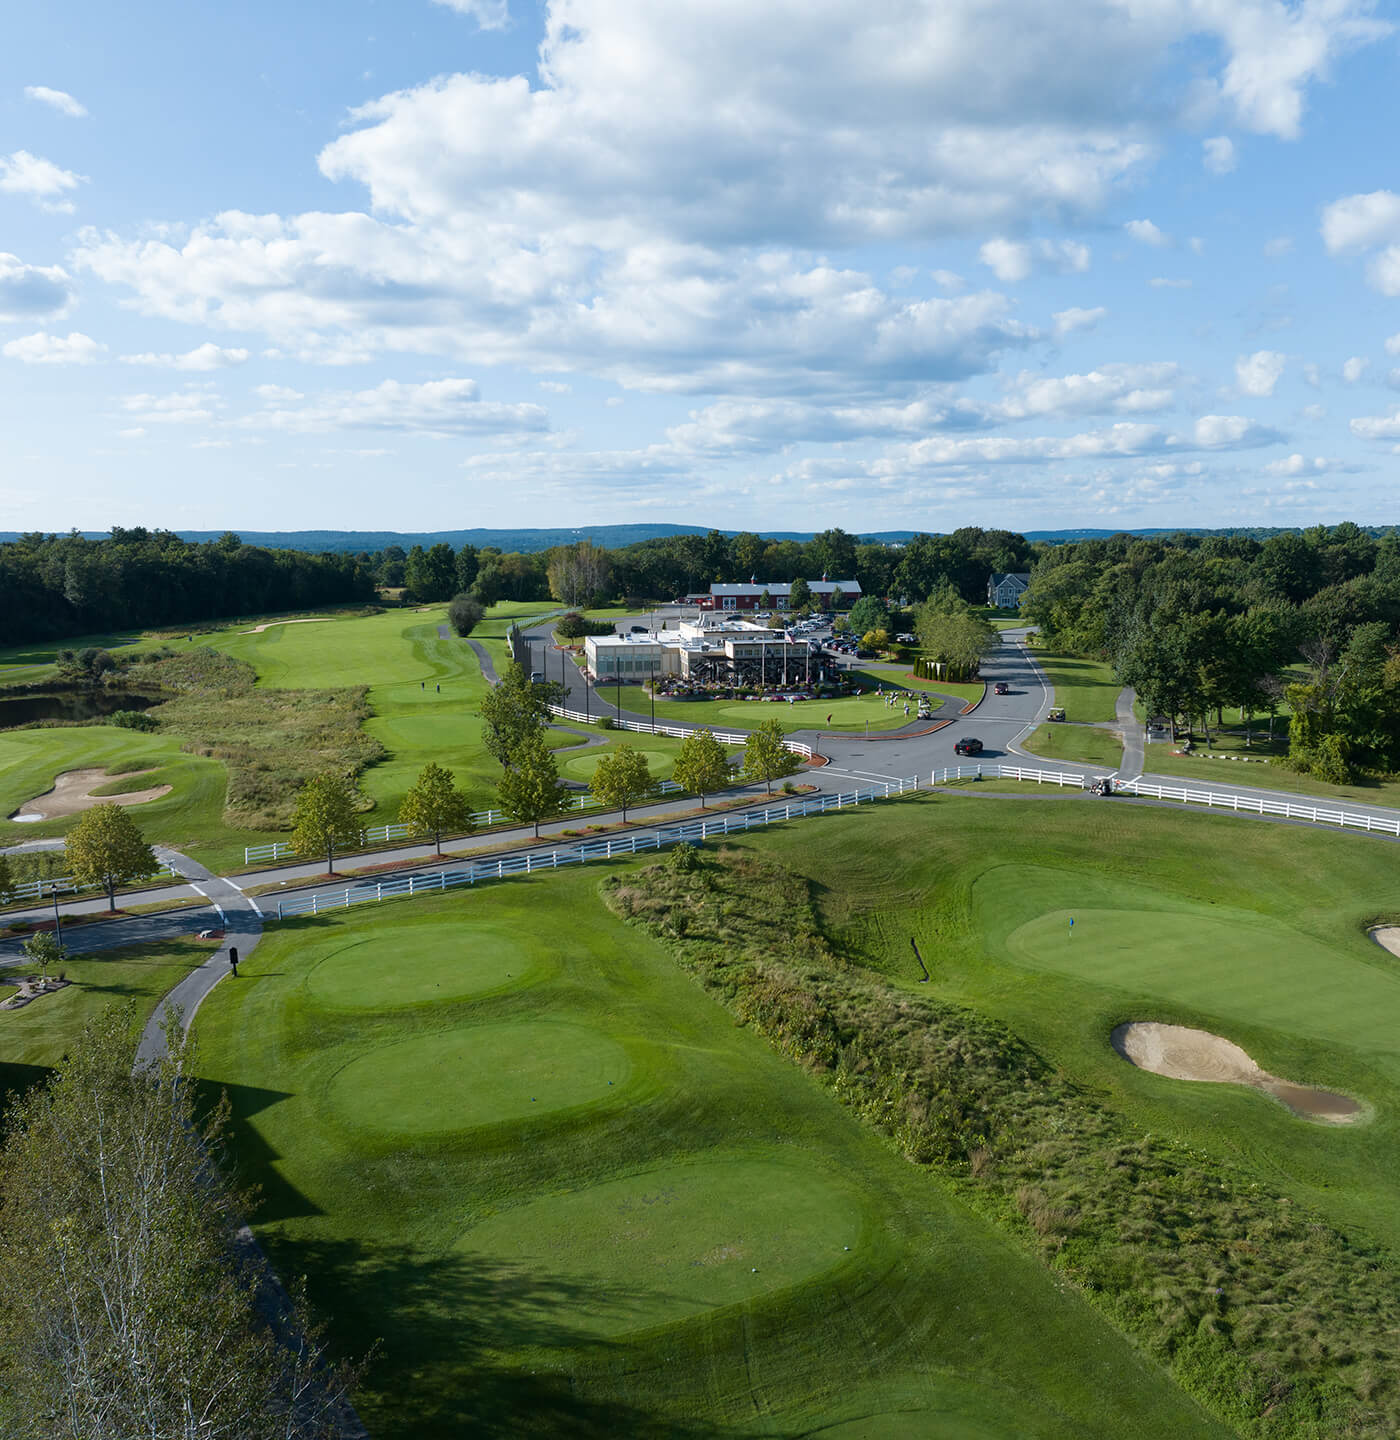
993,681 -> 1009,695
953,737 -> 984,756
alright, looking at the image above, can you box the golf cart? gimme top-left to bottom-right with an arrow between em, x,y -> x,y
1047,706 -> 1066,722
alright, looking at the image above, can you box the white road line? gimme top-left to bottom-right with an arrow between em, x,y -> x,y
246,898 -> 263,917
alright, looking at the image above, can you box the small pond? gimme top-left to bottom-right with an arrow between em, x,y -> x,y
0,691 -> 163,730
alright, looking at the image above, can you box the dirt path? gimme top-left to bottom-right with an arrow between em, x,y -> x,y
1371,926 -> 1400,959
14,767 -> 172,821
239,617 -> 333,635
1112,1021 -> 1360,1123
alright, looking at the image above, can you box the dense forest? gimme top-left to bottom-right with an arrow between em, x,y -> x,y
0,529 -> 375,645
1020,523 -> 1400,778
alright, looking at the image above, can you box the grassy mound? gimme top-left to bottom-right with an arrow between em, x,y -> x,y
324,1021 -> 632,1135
304,924 -> 549,1010
453,1155 -> 863,1338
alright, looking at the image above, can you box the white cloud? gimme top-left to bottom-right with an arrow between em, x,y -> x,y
1341,355 -> 1369,383
24,86 -> 87,118
1202,136 -> 1236,174
431,0 -> 510,27
1385,333 -> 1400,356
1302,402 -> 1326,420
1349,405 -> 1400,440
244,377 -> 550,436
1265,453 -> 1335,475
117,427 -> 146,439
1125,218 -> 1169,246
1236,349 -> 1286,396
993,362 -> 1183,419
1321,190 -> 1400,253
1263,236 -> 1293,258
120,389 -> 221,425
0,252 -> 73,321
931,270 -> 965,293
979,238 -> 1032,284
1148,276 -> 1191,288
978,237 -> 1089,284
2,330 -> 105,365
538,379 -> 572,393
1052,306 -> 1106,338
120,343 -> 251,371
0,150 -> 84,210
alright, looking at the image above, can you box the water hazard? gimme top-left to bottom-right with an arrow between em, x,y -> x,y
0,692 -> 162,729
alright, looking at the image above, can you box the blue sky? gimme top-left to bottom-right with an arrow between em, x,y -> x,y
3,0 -> 1400,535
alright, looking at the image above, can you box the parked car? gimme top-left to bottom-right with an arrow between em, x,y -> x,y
953,737 -> 984,755
630,624 -> 648,633
994,681 -> 1009,695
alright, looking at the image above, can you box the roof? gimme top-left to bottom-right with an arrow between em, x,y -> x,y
989,572 -> 1031,587
708,579 -> 861,596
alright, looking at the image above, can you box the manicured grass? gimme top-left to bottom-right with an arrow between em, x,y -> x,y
1022,723 -> 1124,768
646,687 -> 937,734
0,725 -> 279,871
1027,647 -> 1120,721
0,938 -> 207,1105
751,795 -> 1400,1257
1143,738 -> 1400,808
195,874 -> 1227,1440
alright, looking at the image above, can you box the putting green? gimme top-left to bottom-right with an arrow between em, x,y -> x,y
1002,895 -> 1400,1056
305,924 -> 546,1011
559,747 -> 669,782
453,1156 -> 863,1337
326,1020 -> 631,1135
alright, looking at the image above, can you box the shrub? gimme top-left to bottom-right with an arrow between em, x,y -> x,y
598,715 -> 616,730
108,709 -> 159,732
1312,733 -> 1355,785
666,842 -> 701,873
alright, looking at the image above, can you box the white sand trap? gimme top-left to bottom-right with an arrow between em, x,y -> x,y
1370,927 -> 1400,959
12,767 -> 172,822
1112,1021 -> 1361,1124
240,617 -> 333,634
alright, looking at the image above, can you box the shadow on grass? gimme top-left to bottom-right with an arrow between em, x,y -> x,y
276,1233 -> 771,1440
193,1079 -> 323,1225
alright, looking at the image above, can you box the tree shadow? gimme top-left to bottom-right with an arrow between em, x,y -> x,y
276,1233 -> 774,1440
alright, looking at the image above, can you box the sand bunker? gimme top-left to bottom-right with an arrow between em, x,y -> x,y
1112,1021 -> 1360,1124
1370,927 -> 1400,960
12,767 -> 171,822
240,617 -> 333,634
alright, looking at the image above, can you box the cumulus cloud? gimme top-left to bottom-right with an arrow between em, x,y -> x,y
931,269 -> 966,292
978,237 -> 1089,284
1148,276 -> 1191,288
1125,218 -> 1169,246
993,362 -> 1184,418
1385,333 -> 1400,356
1264,453 -> 1339,475
120,389 -> 221,425
2,331 -> 105,365
431,0 -> 509,27
0,150 -> 84,210
1236,349 -> 1286,396
1052,306 -> 1106,338
243,377 -> 550,437
1342,355 -> 1369,383
0,253 -> 74,322
1320,190 -> 1400,294
24,86 -> 87,118
1349,405 -> 1400,440
1202,136 -> 1236,174
120,343 -> 251,371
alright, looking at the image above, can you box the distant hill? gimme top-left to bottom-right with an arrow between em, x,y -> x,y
1,523 -> 1389,554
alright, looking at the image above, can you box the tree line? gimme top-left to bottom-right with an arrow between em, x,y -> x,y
1021,523 -> 1400,780
0,528 -> 375,646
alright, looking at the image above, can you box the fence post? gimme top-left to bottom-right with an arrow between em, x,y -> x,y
344,888 -> 350,908
277,901 -> 283,919
312,894 -> 318,915
377,883 -> 382,901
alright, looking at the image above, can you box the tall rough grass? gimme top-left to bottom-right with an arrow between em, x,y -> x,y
605,848 -> 1400,1438
124,649 -> 382,828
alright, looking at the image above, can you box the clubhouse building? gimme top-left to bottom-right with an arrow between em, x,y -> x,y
586,616 -> 821,688
691,577 -> 861,611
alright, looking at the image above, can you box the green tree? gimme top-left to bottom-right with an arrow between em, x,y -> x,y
454,542 -> 480,593
290,772 -> 361,875
915,593 -> 997,681
589,744 -> 656,822
742,718 -> 802,794
0,852 -> 11,905
788,575 -> 812,612
448,591 -> 485,636
21,930 -> 63,983
480,661 -> 561,768
64,804 -> 158,912
759,588 -> 773,611
546,539 -> 612,608
0,1007 -> 361,1440
399,762 -> 475,856
672,727 -> 731,808
848,594 -> 889,635
496,732 -> 569,837
863,628 -> 890,652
